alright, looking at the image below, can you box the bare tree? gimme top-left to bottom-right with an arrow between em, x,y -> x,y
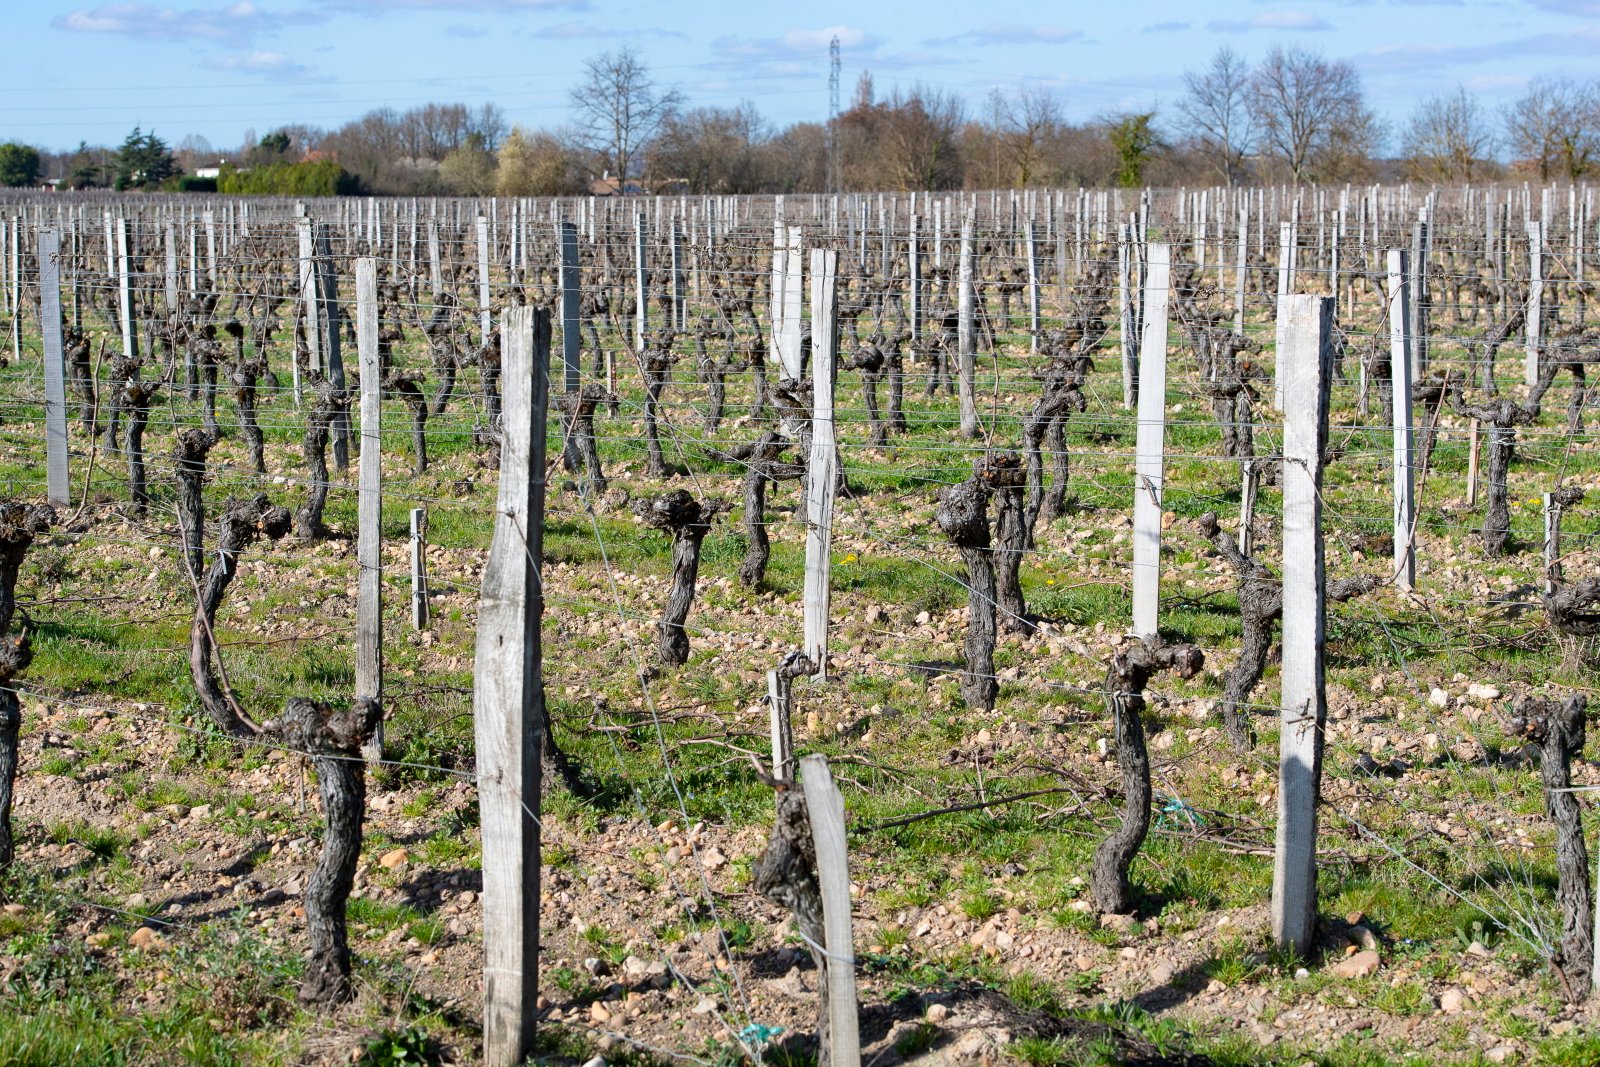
879,85 -> 965,190
1403,87 -> 1496,181
569,46 -> 683,186
991,86 -> 1065,187
1180,46 -> 1255,186
1248,45 -> 1380,183
1505,77 -> 1598,181
649,102 -> 771,193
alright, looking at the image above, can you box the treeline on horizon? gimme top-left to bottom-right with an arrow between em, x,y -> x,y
1,43 -> 1597,197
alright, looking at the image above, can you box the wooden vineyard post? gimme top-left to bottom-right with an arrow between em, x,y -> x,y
1388,249 -> 1416,591
1272,294 -> 1333,956
1466,420 -> 1481,506
769,669 -> 793,781
958,214 -> 978,437
8,218 -> 18,365
410,508 -> 429,631
908,214 -> 920,344
1544,493 -> 1561,596
634,212 -> 648,351
163,219 -> 178,313
1272,222 -> 1292,410
770,219 -> 786,371
297,217 -> 321,409
1526,221 -> 1543,387
116,217 -> 137,360
474,305 -> 550,1067
1131,244 -> 1171,640
38,228 -> 70,506
427,219 -> 442,297
1118,223 -> 1136,407
1234,204 -> 1249,335
1026,219 -> 1040,350
355,259 -> 385,765
779,227 -> 804,379
313,225 -> 349,472
800,754 -> 860,1067
476,215 -> 493,349
805,248 -> 839,680
1238,459 -> 1259,558
559,221 -> 581,394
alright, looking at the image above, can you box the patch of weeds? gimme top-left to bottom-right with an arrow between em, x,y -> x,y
34,754 -> 76,777
1010,1036 -> 1072,1067
1005,971 -> 1061,1016
959,888 -> 1001,921
1537,1032 -> 1600,1066
895,1022 -> 939,1058
1371,979 -> 1430,1017
357,1026 -> 442,1066
45,819 -> 127,861
1203,937 -> 1265,987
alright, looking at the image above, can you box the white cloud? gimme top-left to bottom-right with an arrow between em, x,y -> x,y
53,2 -> 321,44
1208,10 -> 1333,31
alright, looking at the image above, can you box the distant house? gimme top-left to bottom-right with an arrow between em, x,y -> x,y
194,159 -> 230,179
589,173 -> 647,197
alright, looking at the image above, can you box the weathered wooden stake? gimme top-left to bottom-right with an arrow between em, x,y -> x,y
1388,249 -> 1416,591
37,229 -> 70,506
1526,221 -> 1544,387
1131,244 -> 1170,639
411,508 -> 429,631
805,248 -> 839,679
355,259 -> 384,766
800,754 -> 860,1067
1272,294 -> 1333,956
476,215 -> 493,349
116,217 -> 137,359
474,305 -> 549,1067
559,221 -> 580,393
957,215 -> 978,437
1466,420 -> 1481,506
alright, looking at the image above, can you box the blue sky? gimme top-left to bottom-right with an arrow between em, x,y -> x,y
5,0 -> 1598,152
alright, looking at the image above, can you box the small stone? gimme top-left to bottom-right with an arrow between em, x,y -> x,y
378,848 -> 410,869
1429,688 -> 1450,708
86,932 -> 112,947
1468,683 -> 1500,701
692,996 -> 718,1015
1330,950 -> 1379,979
1205,979 -> 1226,994
589,1002 -> 611,1025
1486,1047 -> 1514,1064
914,611 -> 931,626
976,728 -> 992,745
125,893 -> 148,910
1119,946 -> 1138,960
1439,988 -> 1467,1013
2,903 -> 23,915
582,1057 -> 607,1067
188,804 -> 211,820
866,605 -> 888,626
128,926 -> 165,951
1149,962 -> 1174,985
1348,925 -> 1380,953
1099,913 -> 1140,935
1464,940 -> 1492,958
700,847 -> 727,871
148,546 -> 163,560
1294,968 -> 1310,980
926,1002 -> 950,1023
